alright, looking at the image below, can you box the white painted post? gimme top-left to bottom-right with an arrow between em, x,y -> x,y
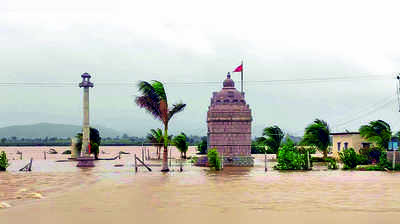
169,146 -> 172,168
221,152 -> 224,170
134,154 -> 137,172
393,150 -> 396,170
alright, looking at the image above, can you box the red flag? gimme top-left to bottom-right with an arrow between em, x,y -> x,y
233,64 -> 243,72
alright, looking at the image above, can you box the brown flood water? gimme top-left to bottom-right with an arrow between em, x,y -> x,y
1,146 -> 400,224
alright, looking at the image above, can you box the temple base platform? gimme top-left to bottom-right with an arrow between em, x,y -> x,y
76,156 -> 95,167
195,155 -> 254,167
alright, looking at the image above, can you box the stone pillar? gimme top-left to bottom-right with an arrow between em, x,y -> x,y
81,87 -> 90,156
77,72 -> 94,167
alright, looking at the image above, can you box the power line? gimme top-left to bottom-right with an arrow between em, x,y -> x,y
334,96 -> 396,129
0,75 -> 394,87
333,94 -> 395,125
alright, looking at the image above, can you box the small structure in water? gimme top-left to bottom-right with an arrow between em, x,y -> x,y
198,73 -> 253,167
77,72 -> 95,167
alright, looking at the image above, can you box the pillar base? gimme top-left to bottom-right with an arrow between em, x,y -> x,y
76,156 -> 95,167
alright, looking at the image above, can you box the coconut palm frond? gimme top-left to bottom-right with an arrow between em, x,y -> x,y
302,119 -> 330,157
168,103 -> 186,121
135,96 -> 162,120
360,120 -> 391,149
146,128 -> 164,145
151,81 -> 167,102
138,81 -> 161,104
262,125 -> 284,153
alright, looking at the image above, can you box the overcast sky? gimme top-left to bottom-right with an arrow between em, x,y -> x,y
1,0 -> 400,137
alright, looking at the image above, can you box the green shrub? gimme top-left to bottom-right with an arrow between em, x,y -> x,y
207,148 -> 221,171
91,143 -> 99,160
359,147 -> 382,164
356,154 -> 369,165
327,158 -> 338,169
251,141 -> 267,154
0,151 -> 9,171
364,165 -> 384,171
62,150 -> 72,155
197,137 -> 207,154
301,146 -> 317,154
378,151 -> 390,169
275,140 -> 308,170
339,148 -> 358,169
190,156 -> 198,164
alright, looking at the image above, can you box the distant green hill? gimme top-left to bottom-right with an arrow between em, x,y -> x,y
0,123 -> 121,138
287,134 -> 302,144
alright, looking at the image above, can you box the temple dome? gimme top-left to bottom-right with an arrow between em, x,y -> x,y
210,73 -> 246,106
223,73 -> 235,88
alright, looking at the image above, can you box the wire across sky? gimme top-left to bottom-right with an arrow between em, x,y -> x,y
0,74 -> 395,87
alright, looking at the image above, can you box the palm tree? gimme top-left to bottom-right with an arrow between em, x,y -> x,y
258,125 -> 284,154
302,119 -> 330,158
146,128 -> 164,160
359,120 -> 391,149
173,133 -> 189,159
136,80 -> 186,172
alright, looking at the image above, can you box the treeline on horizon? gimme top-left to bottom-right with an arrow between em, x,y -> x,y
0,134 -> 206,147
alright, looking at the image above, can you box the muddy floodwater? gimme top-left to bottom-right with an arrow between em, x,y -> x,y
1,146 -> 400,224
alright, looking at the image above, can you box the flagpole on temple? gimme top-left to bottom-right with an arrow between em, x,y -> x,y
241,60 -> 244,94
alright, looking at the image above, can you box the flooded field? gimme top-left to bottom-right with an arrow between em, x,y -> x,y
1,146 -> 400,224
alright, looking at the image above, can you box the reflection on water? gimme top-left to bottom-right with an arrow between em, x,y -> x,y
1,147 -> 400,224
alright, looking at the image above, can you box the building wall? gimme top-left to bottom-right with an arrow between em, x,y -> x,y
208,116 -> 252,156
331,134 -> 371,158
386,151 -> 400,165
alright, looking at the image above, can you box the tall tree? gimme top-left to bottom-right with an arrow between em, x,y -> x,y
90,127 -> 101,160
359,120 -> 391,149
75,127 -> 101,159
196,136 -> 208,154
258,125 -> 284,154
302,119 -> 331,158
146,128 -> 164,160
173,133 -> 189,159
136,80 -> 186,172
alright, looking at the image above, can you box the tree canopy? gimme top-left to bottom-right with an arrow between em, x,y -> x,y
359,120 -> 391,149
302,119 -> 330,158
173,133 -> 189,159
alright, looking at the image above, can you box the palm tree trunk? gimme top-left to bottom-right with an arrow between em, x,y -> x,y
323,150 -> 327,159
161,123 -> 169,172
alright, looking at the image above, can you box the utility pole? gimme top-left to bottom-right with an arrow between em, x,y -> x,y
397,74 -> 400,112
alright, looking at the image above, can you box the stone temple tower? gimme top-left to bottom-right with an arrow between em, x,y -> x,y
206,73 -> 253,166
